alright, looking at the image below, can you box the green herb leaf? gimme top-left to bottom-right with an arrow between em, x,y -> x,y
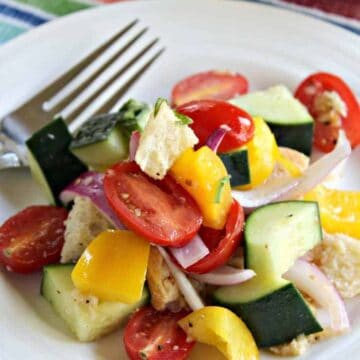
118,99 -> 151,137
154,98 -> 168,116
174,111 -> 193,125
214,175 -> 231,203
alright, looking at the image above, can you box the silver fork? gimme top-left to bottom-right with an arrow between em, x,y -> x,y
0,19 -> 165,170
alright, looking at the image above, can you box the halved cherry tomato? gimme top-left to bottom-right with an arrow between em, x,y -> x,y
177,100 -> 254,153
104,161 -> 202,247
171,70 -> 248,107
313,121 -> 341,153
124,306 -> 195,360
0,206 -> 68,274
185,200 -> 244,274
295,72 -> 360,152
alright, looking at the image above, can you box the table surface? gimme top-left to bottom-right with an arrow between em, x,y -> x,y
284,0 -> 360,20
1,1 -> 360,23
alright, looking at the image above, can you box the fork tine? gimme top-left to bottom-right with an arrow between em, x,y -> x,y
59,34 -> 160,121
43,21 -> 144,112
68,46 -> 165,133
106,47 -> 166,114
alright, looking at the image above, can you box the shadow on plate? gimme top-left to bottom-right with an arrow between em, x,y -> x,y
94,333 -> 229,360
94,328 -> 128,360
0,167 -> 47,221
0,266 -> 76,344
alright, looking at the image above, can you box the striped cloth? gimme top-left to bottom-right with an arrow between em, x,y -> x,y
245,0 -> 360,34
0,0 -> 93,44
0,0 -> 359,45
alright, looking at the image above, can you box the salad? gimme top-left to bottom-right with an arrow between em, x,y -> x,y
1,70 -> 359,359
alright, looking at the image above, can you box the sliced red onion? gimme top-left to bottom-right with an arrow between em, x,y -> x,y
279,130 -> 351,200
169,234 -> 209,269
190,265 -> 255,286
129,130 -> 141,161
300,250 -> 315,262
284,259 -> 350,332
232,130 -> 351,213
232,176 -> 300,213
60,171 -> 125,229
157,246 -> 204,311
206,125 -> 231,152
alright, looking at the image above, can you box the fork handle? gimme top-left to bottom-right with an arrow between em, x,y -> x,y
0,131 -> 28,170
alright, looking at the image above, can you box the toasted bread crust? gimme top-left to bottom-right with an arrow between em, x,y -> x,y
146,247 -> 186,311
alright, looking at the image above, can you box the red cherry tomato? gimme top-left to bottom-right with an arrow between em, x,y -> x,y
124,306 -> 195,360
177,100 -> 254,153
104,161 -> 202,247
313,121 -> 341,153
295,72 -> 360,152
171,70 -> 248,107
0,206 -> 68,274
185,200 -> 244,274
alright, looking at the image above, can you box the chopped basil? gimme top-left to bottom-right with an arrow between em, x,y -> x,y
154,98 -> 168,116
174,111 -> 193,125
154,98 -> 192,126
117,99 -> 151,137
214,175 -> 231,203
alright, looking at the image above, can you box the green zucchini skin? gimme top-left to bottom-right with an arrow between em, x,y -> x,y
214,201 -> 323,347
219,148 -> 250,186
268,122 -> 314,156
69,99 -> 150,170
70,113 -> 120,148
230,86 -> 314,155
41,263 -> 149,342
216,283 -> 322,348
117,99 -> 151,138
70,98 -> 150,149
70,114 -> 128,171
26,118 -> 87,205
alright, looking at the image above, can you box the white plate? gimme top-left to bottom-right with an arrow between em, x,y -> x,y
0,0 -> 359,359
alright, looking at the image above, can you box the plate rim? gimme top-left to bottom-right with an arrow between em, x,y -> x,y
0,1 -> 359,359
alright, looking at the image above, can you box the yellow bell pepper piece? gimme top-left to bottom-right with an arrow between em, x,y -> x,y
275,147 -> 302,177
170,146 -> 232,229
189,343 -> 227,360
237,117 -> 277,190
304,185 -> 360,239
178,306 -> 259,360
72,230 -> 150,303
